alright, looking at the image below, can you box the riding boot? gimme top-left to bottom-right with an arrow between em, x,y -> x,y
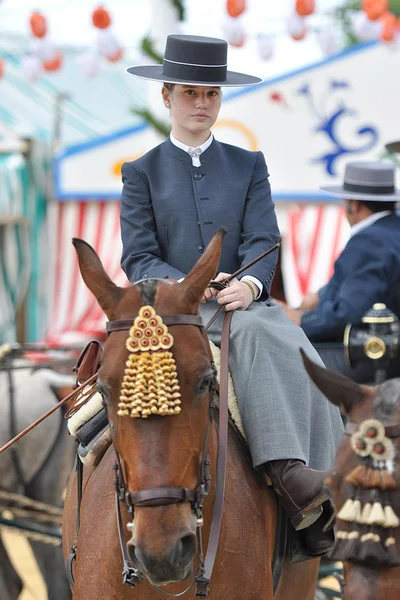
264,459 -> 332,530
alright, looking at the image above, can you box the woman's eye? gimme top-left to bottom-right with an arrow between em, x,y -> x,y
208,91 -> 217,96
186,89 -> 195,95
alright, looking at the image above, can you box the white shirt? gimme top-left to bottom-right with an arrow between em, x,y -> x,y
170,132 -> 263,299
350,210 -> 392,237
170,132 -> 214,167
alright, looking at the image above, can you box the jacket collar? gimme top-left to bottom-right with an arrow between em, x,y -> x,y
164,135 -> 219,164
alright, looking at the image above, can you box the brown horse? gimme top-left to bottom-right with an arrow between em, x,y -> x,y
302,352 -> 400,600
62,230 -> 320,600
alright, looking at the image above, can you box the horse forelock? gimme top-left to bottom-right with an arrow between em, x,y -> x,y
138,279 -> 158,306
374,378 -> 400,422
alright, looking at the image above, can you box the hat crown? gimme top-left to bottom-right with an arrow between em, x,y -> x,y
344,161 -> 396,188
164,35 -> 228,67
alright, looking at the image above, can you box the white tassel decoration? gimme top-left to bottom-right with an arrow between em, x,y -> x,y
338,498 -> 356,522
366,502 -> 386,526
385,537 -> 396,547
383,505 -> 400,529
358,502 -> 372,524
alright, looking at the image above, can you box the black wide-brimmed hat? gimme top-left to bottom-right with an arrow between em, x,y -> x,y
320,161 -> 400,202
127,34 -> 262,87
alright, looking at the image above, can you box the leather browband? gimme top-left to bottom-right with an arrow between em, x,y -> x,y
345,421 -> 400,439
106,314 -> 204,334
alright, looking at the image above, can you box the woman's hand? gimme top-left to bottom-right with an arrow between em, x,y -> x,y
206,272 -> 255,311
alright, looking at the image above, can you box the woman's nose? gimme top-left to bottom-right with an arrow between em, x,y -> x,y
196,95 -> 208,108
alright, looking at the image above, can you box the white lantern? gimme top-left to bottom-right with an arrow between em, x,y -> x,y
222,17 -> 246,47
257,34 -> 275,61
22,55 -> 43,83
96,29 -> 120,58
351,10 -> 382,41
287,13 -> 307,39
77,50 -> 101,78
30,37 -> 58,62
316,26 -> 338,57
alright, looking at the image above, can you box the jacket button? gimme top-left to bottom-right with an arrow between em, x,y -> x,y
198,245 -> 205,253
193,173 -> 202,180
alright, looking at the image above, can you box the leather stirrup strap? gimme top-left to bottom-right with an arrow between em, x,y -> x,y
198,311 -> 232,592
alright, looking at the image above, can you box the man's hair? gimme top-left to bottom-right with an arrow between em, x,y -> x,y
359,200 -> 397,214
163,82 -> 175,90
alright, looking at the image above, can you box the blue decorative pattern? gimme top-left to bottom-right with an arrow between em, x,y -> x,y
298,79 -> 379,176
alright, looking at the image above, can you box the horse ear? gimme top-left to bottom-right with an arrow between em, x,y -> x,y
300,348 -> 369,415
179,228 -> 226,306
72,238 -> 123,318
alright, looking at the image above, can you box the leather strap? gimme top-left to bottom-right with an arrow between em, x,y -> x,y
197,311 -> 232,593
345,421 -> 400,439
73,340 -> 103,384
107,314 -> 204,334
127,487 -> 197,507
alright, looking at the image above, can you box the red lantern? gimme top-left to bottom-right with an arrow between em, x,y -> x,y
43,51 -> 63,72
227,0 -> 246,18
92,6 -> 111,29
362,0 -> 388,21
381,11 -> 396,41
0,59 -> 4,80
295,0 -> 315,17
106,47 -> 124,62
30,12 -> 47,39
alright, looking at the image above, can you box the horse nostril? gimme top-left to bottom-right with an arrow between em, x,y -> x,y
127,541 -> 137,565
170,534 -> 196,567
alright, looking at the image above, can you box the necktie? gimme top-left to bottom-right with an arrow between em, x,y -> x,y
188,147 -> 202,166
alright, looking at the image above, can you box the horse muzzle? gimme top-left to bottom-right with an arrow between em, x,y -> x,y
127,531 -> 197,586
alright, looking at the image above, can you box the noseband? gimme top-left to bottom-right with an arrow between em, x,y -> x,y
106,309 -> 231,598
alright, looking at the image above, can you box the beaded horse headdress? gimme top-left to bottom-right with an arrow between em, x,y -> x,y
117,306 -> 181,419
332,418 -> 400,567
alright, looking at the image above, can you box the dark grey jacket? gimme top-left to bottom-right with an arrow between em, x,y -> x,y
120,137 -> 280,298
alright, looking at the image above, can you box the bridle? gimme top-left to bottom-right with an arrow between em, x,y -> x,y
105,309 -> 232,598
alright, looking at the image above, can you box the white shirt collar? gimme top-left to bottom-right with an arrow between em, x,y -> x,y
350,211 -> 392,237
170,132 -> 214,166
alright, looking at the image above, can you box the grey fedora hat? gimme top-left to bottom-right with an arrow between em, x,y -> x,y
320,161 -> 400,201
127,34 -> 262,87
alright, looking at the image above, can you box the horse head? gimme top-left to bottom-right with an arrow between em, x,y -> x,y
301,349 -> 400,597
73,229 -> 225,587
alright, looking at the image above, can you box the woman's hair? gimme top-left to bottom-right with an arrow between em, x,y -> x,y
359,200 -> 397,213
163,82 -> 175,91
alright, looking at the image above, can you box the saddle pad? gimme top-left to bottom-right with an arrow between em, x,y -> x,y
67,342 -> 246,441
78,426 -> 111,468
67,387 -> 103,436
208,341 -> 246,440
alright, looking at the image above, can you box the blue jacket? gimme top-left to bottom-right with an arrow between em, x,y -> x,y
301,213 -> 400,341
120,137 -> 280,298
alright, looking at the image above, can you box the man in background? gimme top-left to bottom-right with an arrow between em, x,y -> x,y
279,161 -> 400,381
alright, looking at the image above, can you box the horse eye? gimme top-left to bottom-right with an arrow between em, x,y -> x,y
197,375 -> 213,396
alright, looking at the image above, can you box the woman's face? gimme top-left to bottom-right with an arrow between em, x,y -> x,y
162,85 -> 222,135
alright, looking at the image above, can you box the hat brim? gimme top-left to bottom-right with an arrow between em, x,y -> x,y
320,184 -> 400,202
126,65 -> 262,87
